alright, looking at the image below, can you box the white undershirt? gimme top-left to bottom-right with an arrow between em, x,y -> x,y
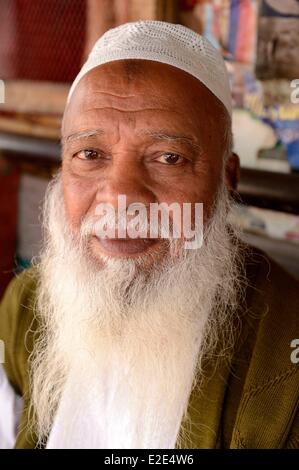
0,364 -> 23,449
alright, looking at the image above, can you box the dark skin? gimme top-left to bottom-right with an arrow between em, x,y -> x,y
61,60 -> 239,263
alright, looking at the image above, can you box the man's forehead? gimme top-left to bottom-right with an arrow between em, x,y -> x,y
66,60 -> 214,111
62,60 -> 220,139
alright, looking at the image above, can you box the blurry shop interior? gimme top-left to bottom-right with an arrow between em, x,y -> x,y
0,0 -> 299,299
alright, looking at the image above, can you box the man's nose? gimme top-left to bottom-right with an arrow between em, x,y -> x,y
95,158 -> 156,209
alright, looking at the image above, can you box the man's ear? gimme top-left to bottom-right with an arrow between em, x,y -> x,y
225,152 -> 240,192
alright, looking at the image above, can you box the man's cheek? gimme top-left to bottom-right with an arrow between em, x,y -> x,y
62,183 -> 94,230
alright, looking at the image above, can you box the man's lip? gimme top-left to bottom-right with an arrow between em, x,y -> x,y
93,236 -> 160,256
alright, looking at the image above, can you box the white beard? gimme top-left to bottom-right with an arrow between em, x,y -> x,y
29,174 -> 244,449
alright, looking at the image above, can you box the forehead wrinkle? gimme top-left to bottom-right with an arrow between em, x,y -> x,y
93,92 -> 174,107
81,106 -> 178,114
89,90 -> 153,100
77,88 -> 178,111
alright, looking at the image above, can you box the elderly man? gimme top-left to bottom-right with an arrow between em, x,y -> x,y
0,21 -> 298,449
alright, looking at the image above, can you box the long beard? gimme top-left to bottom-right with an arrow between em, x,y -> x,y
29,174 -> 245,448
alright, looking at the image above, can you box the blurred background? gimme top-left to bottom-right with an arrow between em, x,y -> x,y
0,0 -> 299,299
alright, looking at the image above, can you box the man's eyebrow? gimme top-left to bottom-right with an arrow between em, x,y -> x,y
139,130 -> 201,152
62,128 -> 105,145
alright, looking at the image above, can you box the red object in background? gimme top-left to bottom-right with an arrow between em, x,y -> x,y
179,0 -> 199,11
0,161 -> 20,300
0,0 -> 86,82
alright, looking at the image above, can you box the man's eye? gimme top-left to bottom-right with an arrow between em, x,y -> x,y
74,149 -> 100,160
156,153 -> 185,165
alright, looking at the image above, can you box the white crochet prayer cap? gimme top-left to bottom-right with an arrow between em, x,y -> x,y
68,21 -> 232,116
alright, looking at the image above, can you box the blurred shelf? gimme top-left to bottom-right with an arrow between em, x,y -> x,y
239,167 -> 299,215
240,159 -> 290,174
0,131 -> 60,161
1,131 -> 299,214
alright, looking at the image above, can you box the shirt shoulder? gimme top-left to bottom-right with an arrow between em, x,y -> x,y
0,267 -> 38,395
230,247 -> 299,448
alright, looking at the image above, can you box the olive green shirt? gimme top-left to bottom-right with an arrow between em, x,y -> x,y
0,247 -> 298,448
